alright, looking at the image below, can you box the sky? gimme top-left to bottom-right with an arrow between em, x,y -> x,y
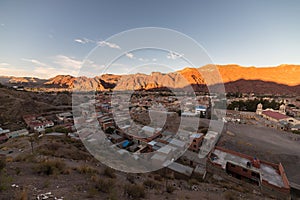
0,0 -> 300,78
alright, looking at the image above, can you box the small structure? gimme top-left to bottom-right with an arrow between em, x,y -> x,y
207,147 -> 290,199
23,115 -> 54,132
195,105 -> 207,117
199,131 -> 221,158
189,133 -> 204,153
165,161 -> 194,178
6,129 -> 29,138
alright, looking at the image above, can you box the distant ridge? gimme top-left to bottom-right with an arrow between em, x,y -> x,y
0,64 -> 299,94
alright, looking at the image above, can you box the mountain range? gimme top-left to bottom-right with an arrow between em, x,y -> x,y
0,64 -> 299,95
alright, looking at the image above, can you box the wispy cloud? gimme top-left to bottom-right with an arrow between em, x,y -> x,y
167,51 -> 184,60
74,38 -> 94,44
21,58 -> 50,67
0,62 -> 10,66
97,41 -> 121,49
125,52 -> 134,59
0,23 -> 4,27
138,57 -> 149,62
74,37 -> 121,50
53,55 -> 82,69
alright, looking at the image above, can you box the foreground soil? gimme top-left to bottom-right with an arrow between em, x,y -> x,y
0,136 -> 271,200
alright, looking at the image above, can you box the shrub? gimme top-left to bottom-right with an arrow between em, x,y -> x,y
103,167 -> 116,178
153,174 -> 163,182
95,178 -> 115,193
166,184 -> 176,193
127,174 -> 135,184
35,160 -> 66,175
14,153 -> 36,163
0,157 -> 6,172
143,179 -> 159,189
224,190 -> 237,200
188,178 -> 199,186
76,165 -> 98,174
124,184 -> 145,199
15,188 -> 28,200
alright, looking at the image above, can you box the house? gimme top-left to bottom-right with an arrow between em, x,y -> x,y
199,131 -> 221,158
23,115 -> 54,132
109,134 -> 124,144
195,105 -> 207,117
6,129 -> 29,138
189,133 -> 204,153
207,147 -> 290,199
164,161 -> 194,179
256,103 -> 300,131
56,112 -> 73,123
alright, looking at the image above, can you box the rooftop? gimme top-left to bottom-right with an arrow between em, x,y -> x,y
262,110 -> 289,120
166,162 -> 193,177
210,148 -> 286,188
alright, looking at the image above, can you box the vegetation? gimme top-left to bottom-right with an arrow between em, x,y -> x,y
292,130 -> 300,135
0,156 -> 6,172
45,126 -> 69,134
143,179 -> 160,189
103,167 -> 116,178
124,184 -> 145,199
166,184 -> 176,193
95,178 -> 115,193
75,165 -> 98,174
227,98 -> 280,112
35,159 -> 66,175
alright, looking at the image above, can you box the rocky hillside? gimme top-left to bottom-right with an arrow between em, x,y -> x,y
1,64 -> 299,94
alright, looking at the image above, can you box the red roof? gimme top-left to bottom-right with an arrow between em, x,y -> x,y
262,110 -> 289,120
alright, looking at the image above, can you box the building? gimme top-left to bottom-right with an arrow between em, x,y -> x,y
195,105 -> 207,117
165,161 -> 194,179
256,103 -> 300,130
6,129 -> 29,138
23,115 -> 54,132
207,147 -> 290,199
189,133 -> 204,153
199,131 -> 221,158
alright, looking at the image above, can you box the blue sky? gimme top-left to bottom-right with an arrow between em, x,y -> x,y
0,0 -> 299,78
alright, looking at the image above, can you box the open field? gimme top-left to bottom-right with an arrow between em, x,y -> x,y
219,122 -> 300,184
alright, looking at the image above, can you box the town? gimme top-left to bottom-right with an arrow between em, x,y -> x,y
1,89 -> 300,199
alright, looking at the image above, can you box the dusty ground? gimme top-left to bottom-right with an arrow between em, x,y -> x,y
0,135 -> 271,200
219,122 -> 300,185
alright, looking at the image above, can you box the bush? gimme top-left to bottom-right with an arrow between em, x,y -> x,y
153,174 -> 163,182
14,153 -> 36,163
95,178 -> 115,193
0,157 -> 6,172
15,188 -> 28,200
35,160 -> 66,175
224,190 -> 237,200
188,178 -> 199,186
292,130 -> 300,134
143,179 -> 159,189
127,174 -> 135,184
124,184 -> 145,199
103,167 -> 116,178
166,184 -> 176,193
76,165 -> 98,174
